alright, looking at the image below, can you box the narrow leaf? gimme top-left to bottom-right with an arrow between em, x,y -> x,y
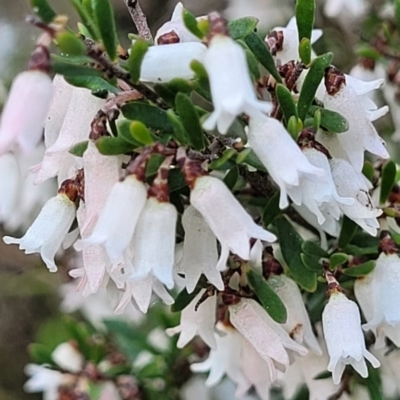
247,269 -> 287,323
300,254 -> 323,273
343,245 -> 378,256
309,106 -> 349,133
166,110 -> 189,145
262,191 -> 281,227
51,57 -> 102,77
92,0 -> 119,60
127,39 -> 149,83
96,137 -> 134,155
338,216 -> 358,248
276,83 -> 298,125
343,260 -> 376,277
362,161 -> 375,182
69,0 -> 99,40
297,52 -> 333,121
30,0 -> 57,23
182,9 -> 204,39
228,17 -> 259,40
28,343 -> 54,365
129,121 -> 154,145
244,32 -> 282,83
69,141 -> 89,157
299,37 -> 311,65
208,149 -> 237,170
275,216 -> 317,291
329,253 -> 348,269
56,31 -> 86,56
295,0 -> 315,46
301,241 -> 329,258
65,75 -> 119,94
223,166 -> 239,190
380,160 -> 397,204
171,287 -> 202,312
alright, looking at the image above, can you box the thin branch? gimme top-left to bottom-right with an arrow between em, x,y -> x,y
123,0 -> 153,43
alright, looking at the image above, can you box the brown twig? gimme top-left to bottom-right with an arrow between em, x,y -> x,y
123,0 -> 153,43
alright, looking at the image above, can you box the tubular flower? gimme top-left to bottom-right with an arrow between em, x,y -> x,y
202,35 -> 272,134
3,192 -> 76,272
247,116 -> 324,209
189,175 -> 276,270
322,291 -> 380,384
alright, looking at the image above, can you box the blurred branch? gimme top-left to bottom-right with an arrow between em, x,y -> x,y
123,0 -> 154,43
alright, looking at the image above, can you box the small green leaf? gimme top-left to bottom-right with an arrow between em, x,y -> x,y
171,287 -> 202,312
92,0 -> 119,60
182,8 -> 204,39
69,0 -> 99,40
30,0 -> 57,23
295,0 -> 316,48
301,241 -> 329,258
343,260 -> 376,277
247,269 -> 287,323
244,32 -> 282,83
209,149 -> 237,170
129,121 -> 154,145
223,166 -> 239,190
121,102 -> 173,132
117,120 -> 143,147
65,75 -> 119,94
313,370 -> 332,380
276,84 -> 298,126
338,216 -> 358,248
166,78 -> 194,94
300,254 -> 323,272
287,115 -> 299,139
166,110 -> 188,145
355,44 -> 381,61
237,149 -> 266,171
262,191 -> 281,227
343,244 -> 378,256
297,52 -> 333,121
380,160 -> 397,204
299,37 -> 312,65
56,31 -> 86,56
96,137 -> 134,155
309,106 -> 349,133
51,56 -> 102,77
127,39 -> 149,83
329,253 -> 348,269
146,154 -> 166,178
175,93 -> 205,150
362,161 -> 375,183
69,140 -> 89,156
245,49 -> 261,80
228,17 -> 258,40
276,216 -> 317,291
29,343 -> 54,365
313,108 -> 321,131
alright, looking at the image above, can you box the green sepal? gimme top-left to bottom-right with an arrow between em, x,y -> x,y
182,8 -> 204,39
343,260 -> 376,277
69,140 -> 89,157
30,0 -> 57,23
96,137 -> 134,155
276,83 -> 298,125
297,52 -> 333,121
329,253 -> 348,269
309,106 -> 349,133
301,241 -> 329,258
380,160 -> 397,204
129,121 -> 154,146
244,32 -> 282,83
299,37 -> 312,66
127,39 -> 149,83
247,269 -> 287,323
228,17 -> 259,40
56,31 -> 86,56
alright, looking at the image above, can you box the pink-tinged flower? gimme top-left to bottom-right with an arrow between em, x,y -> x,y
140,42 -> 207,83
3,193 -> 76,272
74,174 -> 147,263
202,35 -> 272,134
355,251 -> 400,348
268,274 -> 322,355
24,364 -> 63,400
180,206 -> 224,293
0,70 -> 53,154
124,196 -> 177,288
247,116 -> 324,209
190,175 -> 276,270
166,289 -> 217,349
229,298 -> 308,366
322,291 -> 379,384
330,158 -> 381,236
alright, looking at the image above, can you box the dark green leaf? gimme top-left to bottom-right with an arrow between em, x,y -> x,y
276,83 -> 298,125
146,154 -> 166,178
182,8 -> 204,39
302,241 -> 329,258
30,0 -> 57,23
166,110 -> 188,145
69,140 -> 89,156
29,343 -> 54,365
338,216 -> 358,248
343,244 -> 378,256
175,93 -> 205,150
56,31 -> 86,56
329,253 -> 348,269
130,121 -> 154,145
299,37 -> 312,65
365,364 -> 384,400
69,0 -> 99,40
65,320 -> 92,359
166,78 -> 194,94
127,39 -> 149,83
295,0 -> 315,47
292,385 -> 310,400
247,270 -> 287,323
121,102 -> 173,132
313,370 -> 332,380
362,161 -> 375,182
309,106 -> 349,133
153,84 -> 176,106
244,32 -> 282,83
300,254 -> 323,272
228,17 -> 258,40
223,166 -> 239,190
171,287 -> 202,312
343,260 -> 376,277
262,191 -> 281,227
65,75 -> 119,93
51,57 -> 102,77
92,0 -> 119,60
245,49 -> 261,80
275,216 -> 317,291
380,160 -> 397,204
168,168 -> 187,192
96,137 -> 134,155
236,149 -> 266,171
297,52 -> 333,121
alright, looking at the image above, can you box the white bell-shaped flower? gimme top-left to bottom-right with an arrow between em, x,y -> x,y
330,158 -> 382,236
0,70 -> 53,154
180,206 -> 224,293
166,289 -> 217,349
24,364 -> 63,400
322,291 -> 380,384
52,342 -> 84,373
356,252 -> 400,348
190,175 -> 276,270
74,174 -> 147,262
247,116 -> 324,209
4,192 -> 76,272
268,274 -> 322,355
202,35 -> 272,134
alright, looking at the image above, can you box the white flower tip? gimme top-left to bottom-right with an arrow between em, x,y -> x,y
3,235 -> 19,245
